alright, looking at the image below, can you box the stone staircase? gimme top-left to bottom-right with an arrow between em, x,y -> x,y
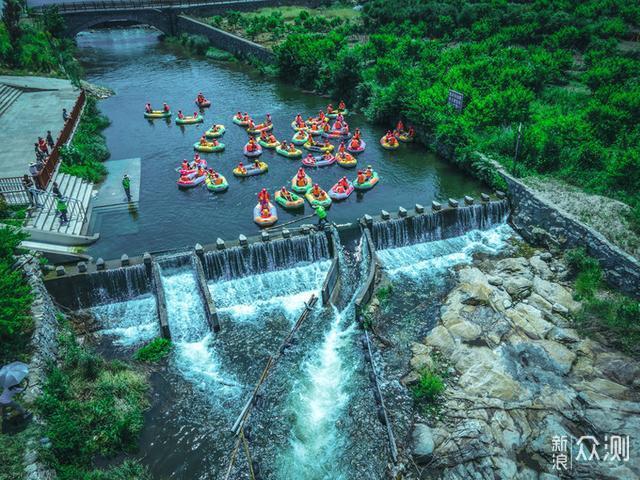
0,84 -> 22,117
25,171 -> 96,243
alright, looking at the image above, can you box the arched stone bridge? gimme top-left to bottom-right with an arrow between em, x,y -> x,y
34,0 -> 319,37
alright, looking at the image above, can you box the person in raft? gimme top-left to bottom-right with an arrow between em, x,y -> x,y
237,162 -> 247,175
407,126 -> 415,138
280,186 -> 293,201
179,174 -> 191,183
260,130 -> 268,141
196,165 -> 205,177
305,153 -> 316,165
177,110 -> 184,119
197,92 -> 205,104
338,142 -> 346,155
327,103 -> 334,114
253,159 -> 261,169
235,111 -> 243,120
357,170 -> 366,185
311,184 -> 326,199
350,137 -> 361,149
336,176 -> 349,192
366,165 -> 374,179
288,143 -> 299,153
322,122 -> 331,133
247,137 -> 258,152
258,188 -> 270,205
295,113 -> 304,125
243,112 -> 250,122
338,100 -> 346,111
265,113 -> 272,125
212,172 -> 223,185
181,160 -> 189,170
268,133 -> 277,143
353,128 -> 361,140
396,120 -> 405,133
163,103 -> 170,112
194,153 -> 202,164
336,113 -> 344,123
199,135 -> 209,145
385,130 -> 396,143
322,151 -> 333,161
247,118 -> 256,131
145,103 -> 152,113
296,168 -> 307,187
192,111 -> 199,119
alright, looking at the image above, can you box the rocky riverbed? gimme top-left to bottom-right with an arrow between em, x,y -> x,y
373,246 -> 640,478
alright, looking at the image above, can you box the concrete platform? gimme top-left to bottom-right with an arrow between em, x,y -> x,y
93,157 -> 141,207
0,75 -> 80,178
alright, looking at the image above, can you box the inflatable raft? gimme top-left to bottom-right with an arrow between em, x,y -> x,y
254,202 -> 278,227
336,152 -> 357,168
302,154 -> 336,167
291,131 -> 310,146
291,173 -> 312,193
193,141 -> 225,153
275,190 -> 304,209
380,136 -> 399,150
177,172 -> 206,188
233,115 -> 251,126
233,162 -> 268,177
205,175 -> 228,192
176,114 -> 204,125
244,143 -> 263,157
276,146 -> 302,158
354,171 -> 379,190
304,141 -> 334,153
307,124 -> 323,136
291,121 -> 308,132
305,189 -> 332,208
205,125 -> 225,138
326,109 -> 348,118
329,180 -> 354,200
144,109 -> 171,119
346,139 -> 366,154
196,99 -> 211,108
258,137 -> 280,149
322,129 -> 352,140
397,132 -> 415,142
247,123 -> 273,134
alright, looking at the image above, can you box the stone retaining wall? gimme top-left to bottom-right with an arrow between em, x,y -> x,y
494,163 -> 640,297
177,15 -> 276,63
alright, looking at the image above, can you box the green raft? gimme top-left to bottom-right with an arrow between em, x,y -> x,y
205,175 -> 229,192
354,171 -> 380,190
176,114 -> 204,125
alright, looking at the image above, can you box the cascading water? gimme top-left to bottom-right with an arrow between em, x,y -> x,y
87,294 -> 159,347
203,232 -> 330,281
270,228 -> 388,480
371,199 -> 510,250
157,256 -> 240,395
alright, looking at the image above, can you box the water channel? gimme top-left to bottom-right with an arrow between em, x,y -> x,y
75,27 -> 485,260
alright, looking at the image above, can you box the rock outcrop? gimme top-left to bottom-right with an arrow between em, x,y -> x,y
407,253 -> 640,479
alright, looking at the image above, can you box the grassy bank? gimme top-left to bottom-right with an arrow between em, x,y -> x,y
59,96 -> 110,183
565,248 -> 640,357
37,319 -> 151,480
202,4 -> 361,49
215,1 -> 640,214
163,34 -> 236,61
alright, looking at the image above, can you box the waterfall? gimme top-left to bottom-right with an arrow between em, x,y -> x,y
157,257 -> 240,395
203,233 -> 330,281
371,199 -> 509,250
88,295 -> 159,347
47,263 -> 151,310
377,223 -> 514,281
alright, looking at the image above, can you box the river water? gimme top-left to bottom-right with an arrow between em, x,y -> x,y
75,27 -> 484,260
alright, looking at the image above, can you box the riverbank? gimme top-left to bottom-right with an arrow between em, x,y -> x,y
370,243 -> 640,478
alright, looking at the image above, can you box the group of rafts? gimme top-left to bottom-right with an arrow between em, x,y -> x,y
145,96 -> 416,227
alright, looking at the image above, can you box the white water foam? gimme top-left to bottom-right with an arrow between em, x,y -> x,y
377,224 -> 514,281
209,260 -> 330,322
279,306 -> 356,480
160,267 -> 241,396
89,294 -> 159,347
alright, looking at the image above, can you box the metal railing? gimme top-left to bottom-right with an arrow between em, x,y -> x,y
32,190 -> 87,226
0,177 -> 30,206
32,0 -> 266,13
36,90 -> 86,190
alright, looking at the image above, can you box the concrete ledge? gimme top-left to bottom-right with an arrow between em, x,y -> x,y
354,227 -> 379,320
192,254 -> 220,332
151,261 -> 171,339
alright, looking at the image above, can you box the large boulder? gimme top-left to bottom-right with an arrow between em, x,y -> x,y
412,423 -> 435,463
532,277 -> 581,314
494,258 -> 533,299
505,303 -> 554,340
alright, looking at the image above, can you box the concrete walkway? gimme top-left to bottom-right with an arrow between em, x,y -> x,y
0,75 -> 80,178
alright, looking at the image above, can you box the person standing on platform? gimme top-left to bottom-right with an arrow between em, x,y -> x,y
122,174 -> 131,202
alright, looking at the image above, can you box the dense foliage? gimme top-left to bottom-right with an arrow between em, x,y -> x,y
0,226 -> 31,342
565,248 -> 640,356
271,1 -> 640,209
37,322 -> 151,479
1,3 -> 81,80
134,338 -> 172,362
60,96 -> 110,182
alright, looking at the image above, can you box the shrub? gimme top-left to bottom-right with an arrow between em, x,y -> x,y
134,338 -> 172,362
411,370 -> 445,403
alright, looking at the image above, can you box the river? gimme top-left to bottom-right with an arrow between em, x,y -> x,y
75,27 -> 484,260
